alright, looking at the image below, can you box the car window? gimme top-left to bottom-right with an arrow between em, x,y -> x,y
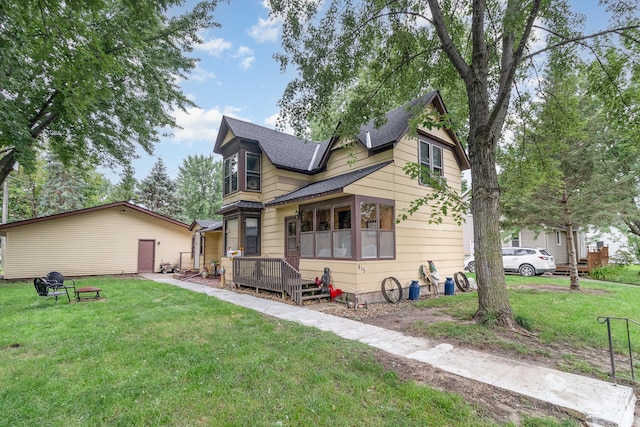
514,249 -> 529,255
502,248 -> 515,256
539,249 -> 551,256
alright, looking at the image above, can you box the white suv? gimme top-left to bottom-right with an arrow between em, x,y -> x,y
464,247 -> 556,277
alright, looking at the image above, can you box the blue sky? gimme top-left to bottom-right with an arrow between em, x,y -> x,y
107,0 -> 612,184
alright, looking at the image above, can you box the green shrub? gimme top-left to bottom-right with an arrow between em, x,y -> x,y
589,264 -> 624,281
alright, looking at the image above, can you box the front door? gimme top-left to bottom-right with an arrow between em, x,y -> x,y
285,216 -> 299,270
138,240 -> 155,273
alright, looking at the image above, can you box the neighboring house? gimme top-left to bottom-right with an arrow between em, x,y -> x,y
462,200 -> 589,266
214,91 -> 470,302
189,219 -> 223,271
505,228 -> 587,265
0,201 -> 192,280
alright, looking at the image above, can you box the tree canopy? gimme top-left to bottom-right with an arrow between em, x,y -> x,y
176,154 -> 223,222
499,53 -> 638,289
269,0 -> 640,327
0,0 -> 221,186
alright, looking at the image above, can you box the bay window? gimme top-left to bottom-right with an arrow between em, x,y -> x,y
224,154 -> 238,195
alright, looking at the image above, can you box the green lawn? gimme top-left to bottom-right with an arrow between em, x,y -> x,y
0,276 -> 570,427
415,269 -> 640,380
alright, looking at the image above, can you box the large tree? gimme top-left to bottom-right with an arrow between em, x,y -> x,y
176,154 -> 223,222
0,0 -> 220,186
269,0 -> 640,327
499,58 -> 638,290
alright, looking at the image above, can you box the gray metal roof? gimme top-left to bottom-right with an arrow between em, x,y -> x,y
265,161 -> 393,207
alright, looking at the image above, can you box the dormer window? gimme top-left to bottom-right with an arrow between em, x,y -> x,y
224,153 -> 238,195
246,152 -> 261,191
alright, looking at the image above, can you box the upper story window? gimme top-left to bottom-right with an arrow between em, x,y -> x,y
246,152 -> 261,191
419,139 -> 443,185
224,153 -> 238,195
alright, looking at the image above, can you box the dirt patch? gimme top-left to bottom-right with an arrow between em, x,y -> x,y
186,277 -> 633,425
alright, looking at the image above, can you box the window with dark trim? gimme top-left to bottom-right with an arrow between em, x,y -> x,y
224,214 -> 261,256
245,152 -> 261,191
224,153 -> 238,195
299,197 -> 394,260
419,139 -> 444,185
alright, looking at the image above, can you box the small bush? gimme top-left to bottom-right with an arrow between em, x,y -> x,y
589,264 -> 625,281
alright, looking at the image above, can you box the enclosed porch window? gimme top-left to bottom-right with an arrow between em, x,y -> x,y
299,196 -> 394,260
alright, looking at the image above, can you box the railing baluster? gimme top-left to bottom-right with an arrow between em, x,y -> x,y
597,316 -> 639,384
231,257 -> 303,305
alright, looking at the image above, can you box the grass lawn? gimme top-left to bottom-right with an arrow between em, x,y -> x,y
0,276 -> 572,427
415,269 -> 640,381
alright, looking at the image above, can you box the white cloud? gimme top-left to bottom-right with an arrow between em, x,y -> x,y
195,37 -> 233,56
249,16 -> 282,43
264,112 -> 295,135
234,46 -> 255,70
186,63 -> 217,82
170,106 -> 243,143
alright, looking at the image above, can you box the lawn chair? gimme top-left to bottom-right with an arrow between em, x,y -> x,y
46,271 -> 76,294
34,277 -> 70,303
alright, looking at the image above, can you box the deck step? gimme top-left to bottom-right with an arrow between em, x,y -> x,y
301,293 -> 331,301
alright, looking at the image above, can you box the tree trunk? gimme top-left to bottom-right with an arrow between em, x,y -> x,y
0,150 -> 16,188
468,83 -> 516,328
565,223 -> 580,290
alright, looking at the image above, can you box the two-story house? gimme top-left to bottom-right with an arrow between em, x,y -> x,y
213,91 -> 470,303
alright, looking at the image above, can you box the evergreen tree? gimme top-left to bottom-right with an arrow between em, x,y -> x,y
176,154 -> 222,221
109,166 -> 138,203
38,157 -> 87,216
137,158 -> 184,220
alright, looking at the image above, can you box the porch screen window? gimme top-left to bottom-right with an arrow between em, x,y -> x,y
333,204 -> 351,258
298,197 -> 393,260
224,153 -> 238,195
316,207 -> 331,257
419,140 -> 444,185
299,208 -> 314,258
360,202 -> 395,259
246,153 -> 261,191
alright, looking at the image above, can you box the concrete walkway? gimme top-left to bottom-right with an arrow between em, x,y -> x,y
142,274 -> 636,427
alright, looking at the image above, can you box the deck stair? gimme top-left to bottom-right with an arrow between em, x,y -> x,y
300,280 -> 331,303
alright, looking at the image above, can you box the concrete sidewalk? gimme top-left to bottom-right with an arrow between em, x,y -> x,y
143,274 -> 636,427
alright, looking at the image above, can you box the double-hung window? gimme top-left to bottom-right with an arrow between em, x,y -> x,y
246,152 -> 261,191
224,153 -> 238,195
419,139 -> 444,185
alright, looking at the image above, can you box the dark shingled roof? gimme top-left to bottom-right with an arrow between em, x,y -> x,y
266,161 -> 393,207
216,116 -> 331,172
356,91 -> 439,150
216,200 -> 264,215
199,221 -> 223,233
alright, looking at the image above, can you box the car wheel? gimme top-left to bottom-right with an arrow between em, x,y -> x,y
519,264 -> 535,277
466,261 -> 475,273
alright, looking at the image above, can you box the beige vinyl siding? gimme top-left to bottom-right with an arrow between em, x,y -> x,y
292,129 -> 465,299
3,206 -> 191,279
